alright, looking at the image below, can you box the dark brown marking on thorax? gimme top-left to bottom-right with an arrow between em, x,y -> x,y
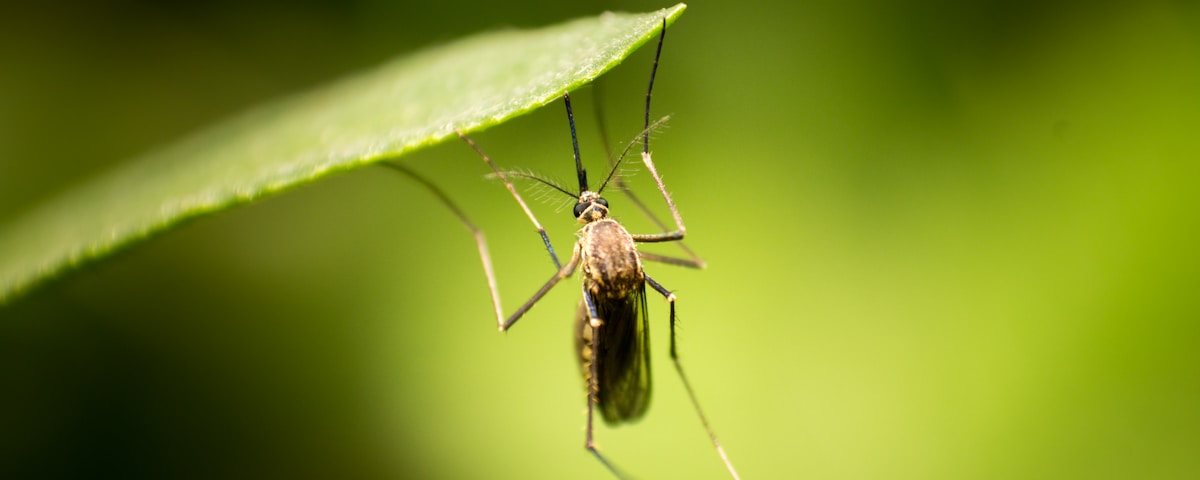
579,219 -> 643,299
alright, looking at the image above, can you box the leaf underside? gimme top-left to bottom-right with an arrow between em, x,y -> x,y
0,4 -> 687,303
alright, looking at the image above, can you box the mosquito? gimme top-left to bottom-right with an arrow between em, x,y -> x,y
388,19 -> 739,479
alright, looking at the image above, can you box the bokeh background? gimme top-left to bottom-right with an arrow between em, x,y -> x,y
2,1 -> 1198,478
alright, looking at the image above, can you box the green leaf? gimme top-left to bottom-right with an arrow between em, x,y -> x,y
0,4 -> 687,303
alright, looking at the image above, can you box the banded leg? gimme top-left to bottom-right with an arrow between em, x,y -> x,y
645,275 -> 741,480
500,245 -> 582,331
456,128 -> 562,270
627,20 -> 698,254
581,289 -> 629,480
627,149 -> 690,245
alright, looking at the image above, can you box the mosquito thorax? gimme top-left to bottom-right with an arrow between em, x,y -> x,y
573,191 -> 610,223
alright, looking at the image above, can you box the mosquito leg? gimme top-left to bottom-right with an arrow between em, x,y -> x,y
617,185 -> 704,261
582,284 -> 602,327
500,244 -> 582,331
380,162 -> 513,329
627,150 -> 688,244
593,104 -> 704,263
628,20 -> 692,247
644,275 -> 741,480
642,19 -> 666,157
600,117 -> 696,249
456,128 -> 562,270
384,161 -> 577,331
638,251 -> 704,269
583,303 -> 628,480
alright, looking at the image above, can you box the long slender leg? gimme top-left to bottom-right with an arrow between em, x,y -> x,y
642,19 -> 666,157
456,128 -> 562,270
638,251 -> 704,269
584,300 -> 627,479
383,161 -> 579,332
380,162 -> 505,328
500,245 -> 582,331
627,150 -> 689,244
628,20 -> 693,246
645,275 -> 741,480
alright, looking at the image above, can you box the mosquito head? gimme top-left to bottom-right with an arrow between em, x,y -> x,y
574,191 -> 609,223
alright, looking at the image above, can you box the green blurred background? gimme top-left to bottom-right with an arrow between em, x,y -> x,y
3,0 -> 1199,478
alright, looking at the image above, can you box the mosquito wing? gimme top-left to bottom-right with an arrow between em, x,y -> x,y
575,283 -> 652,425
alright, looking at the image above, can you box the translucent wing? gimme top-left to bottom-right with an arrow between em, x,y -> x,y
575,283 -> 652,425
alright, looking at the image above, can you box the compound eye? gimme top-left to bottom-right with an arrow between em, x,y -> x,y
573,202 -> 587,218
597,198 -> 609,208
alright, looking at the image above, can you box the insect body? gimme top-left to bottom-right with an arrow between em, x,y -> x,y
390,18 -> 739,480
575,194 -> 652,428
